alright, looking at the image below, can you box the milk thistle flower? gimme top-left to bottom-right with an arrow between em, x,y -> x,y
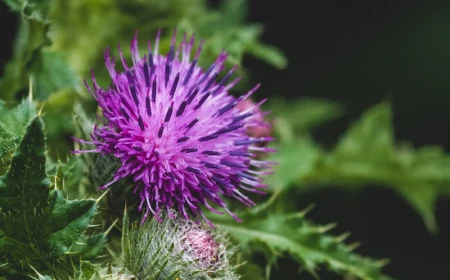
74,30 -> 276,224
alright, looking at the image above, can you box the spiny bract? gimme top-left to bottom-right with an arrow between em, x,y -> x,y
74,30 -> 276,225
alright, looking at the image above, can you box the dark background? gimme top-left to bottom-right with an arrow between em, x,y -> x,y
243,1 -> 450,279
1,1 -> 450,279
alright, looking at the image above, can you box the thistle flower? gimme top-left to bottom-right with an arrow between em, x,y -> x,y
74,30 -> 276,224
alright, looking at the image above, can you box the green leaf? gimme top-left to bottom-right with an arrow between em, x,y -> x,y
46,191 -> 97,257
30,50 -> 78,100
181,18 -> 287,70
72,262 -> 135,280
4,0 -> 52,22
2,0 -> 76,101
0,11 -> 51,100
67,104 -> 120,198
68,234 -> 106,259
306,103 -> 450,231
265,138 -> 320,192
0,98 -> 36,160
74,262 -> 99,280
236,261 -> 265,280
0,117 -> 96,274
217,212 -> 392,280
49,0 -> 286,90
0,117 -> 50,212
268,98 -> 343,137
247,43 -> 288,70
334,103 -> 393,159
73,103 -> 95,150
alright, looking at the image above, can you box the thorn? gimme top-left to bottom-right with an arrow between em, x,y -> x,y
96,188 -> 110,204
298,203 -> 315,217
106,245 -> 118,260
28,264 -> 43,279
318,222 -> 337,233
28,76 -> 33,101
377,258 -> 391,267
88,223 -> 101,228
69,255 -> 76,271
37,101 -> 46,117
104,218 -> 119,236
64,251 -> 81,255
282,204 -> 316,220
347,241 -> 361,251
335,231 -> 351,243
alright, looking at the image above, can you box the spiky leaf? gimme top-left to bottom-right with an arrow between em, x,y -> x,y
69,233 -> 106,259
0,117 -> 96,274
308,103 -> 450,231
72,262 -> 135,280
217,212 -> 391,280
0,98 -> 36,160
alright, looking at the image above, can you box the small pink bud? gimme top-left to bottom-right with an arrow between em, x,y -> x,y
236,99 -> 272,138
181,227 -> 220,267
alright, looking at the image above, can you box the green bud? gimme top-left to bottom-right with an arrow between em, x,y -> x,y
122,211 -> 239,280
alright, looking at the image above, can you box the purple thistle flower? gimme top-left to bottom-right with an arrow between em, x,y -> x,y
74,30 -> 276,225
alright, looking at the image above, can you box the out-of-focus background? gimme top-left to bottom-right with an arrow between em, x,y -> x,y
1,0 -> 450,279
244,1 -> 450,278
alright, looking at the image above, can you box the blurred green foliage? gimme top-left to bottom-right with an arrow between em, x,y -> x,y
49,0 -> 286,80
2,0 -> 287,158
266,101 -> 450,233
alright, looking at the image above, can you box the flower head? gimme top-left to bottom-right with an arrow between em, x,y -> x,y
177,219 -> 223,271
75,30 -> 276,224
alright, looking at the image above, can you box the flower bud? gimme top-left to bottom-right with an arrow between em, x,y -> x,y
236,99 -> 272,138
123,212 -> 239,279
